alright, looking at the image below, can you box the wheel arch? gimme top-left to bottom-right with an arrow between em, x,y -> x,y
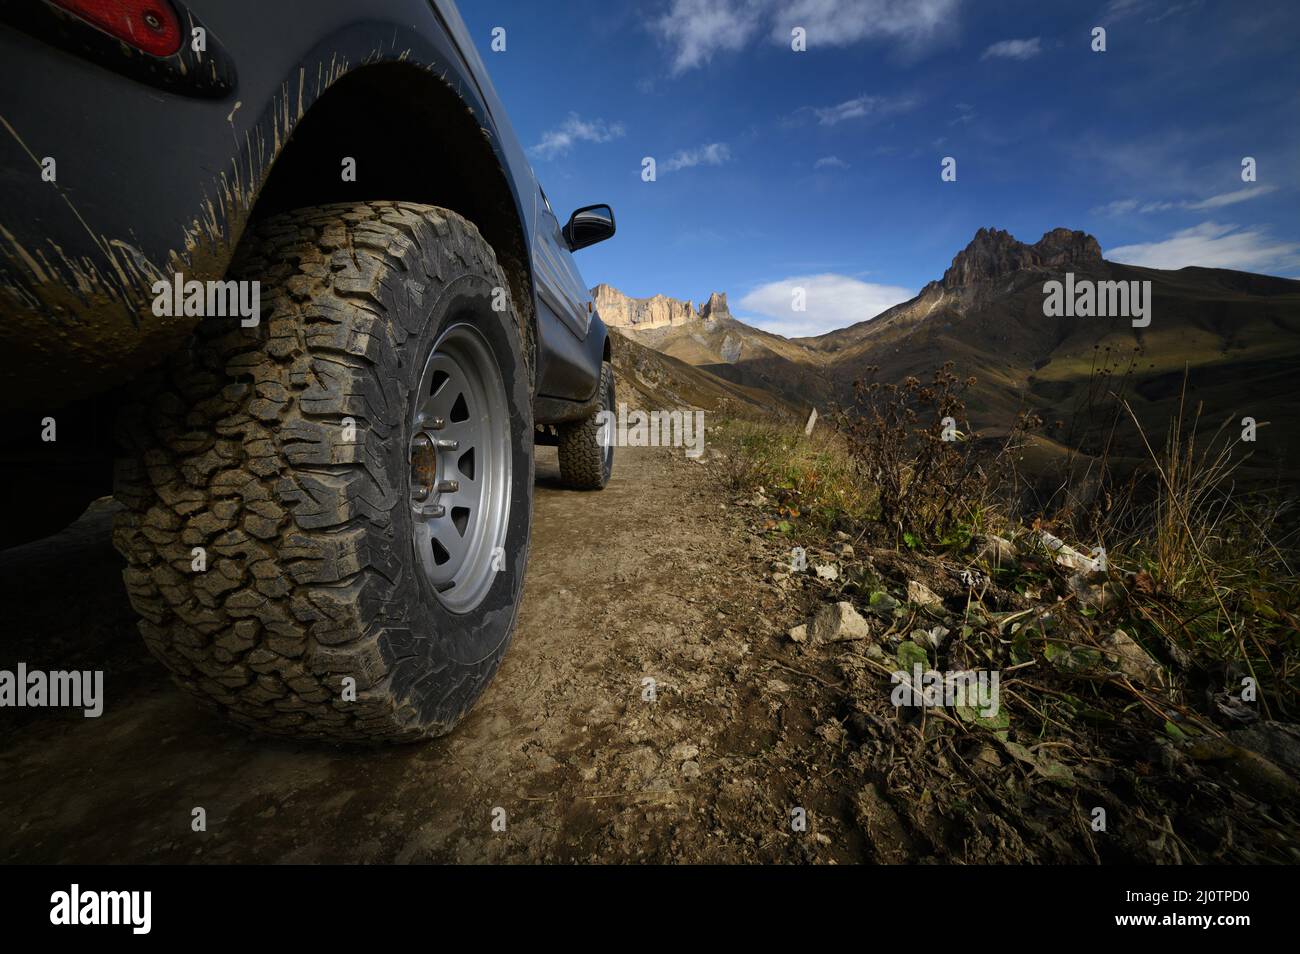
242,60 -> 537,372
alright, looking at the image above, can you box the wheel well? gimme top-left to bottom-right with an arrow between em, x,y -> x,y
247,63 -> 534,348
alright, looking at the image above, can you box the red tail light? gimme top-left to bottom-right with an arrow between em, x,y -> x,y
49,0 -> 182,58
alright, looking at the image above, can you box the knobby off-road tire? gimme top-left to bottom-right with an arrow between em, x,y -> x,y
112,202 -> 534,742
557,360 -> 614,490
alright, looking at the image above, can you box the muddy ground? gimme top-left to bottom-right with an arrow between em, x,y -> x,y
6,442 -> 1295,864
0,445 -> 859,863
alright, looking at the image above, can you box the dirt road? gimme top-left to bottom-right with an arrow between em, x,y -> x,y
0,446 -> 843,863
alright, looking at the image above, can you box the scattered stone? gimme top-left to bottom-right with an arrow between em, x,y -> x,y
838,543 -> 854,559
681,760 -> 701,780
975,534 -> 1017,566
669,742 -> 700,761
814,563 -> 839,581
787,623 -> 808,643
1039,531 -> 1104,575
1102,629 -> 1161,684
907,580 -> 944,609
808,601 -> 872,643
834,531 -> 851,542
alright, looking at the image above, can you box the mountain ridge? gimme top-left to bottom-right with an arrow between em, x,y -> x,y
598,225 -> 1300,479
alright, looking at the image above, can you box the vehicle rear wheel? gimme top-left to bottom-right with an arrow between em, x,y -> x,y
112,201 -> 533,742
557,360 -> 614,490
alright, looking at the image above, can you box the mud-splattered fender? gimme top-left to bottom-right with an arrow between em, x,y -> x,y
0,0 -> 542,412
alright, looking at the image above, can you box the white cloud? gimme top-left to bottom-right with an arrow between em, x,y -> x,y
651,0 -> 764,74
812,93 -> 916,126
653,0 -> 961,74
980,37 -> 1041,60
1091,198 -> 1141,216
660,142 -> 732,174
1093,185 -> 1278,216
1106,222 -> 1300,273
528,114 -> 625,159
814,155 -> 850,169
738,273 -> 914,337
1186,185 -> 1278,210
768,0 -> 962,51
1104,0 -> 1199,23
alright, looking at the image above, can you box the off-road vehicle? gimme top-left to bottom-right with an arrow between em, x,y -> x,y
0,0 -> 618,741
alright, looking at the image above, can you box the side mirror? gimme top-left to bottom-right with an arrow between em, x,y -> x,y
563,204 -> 616,251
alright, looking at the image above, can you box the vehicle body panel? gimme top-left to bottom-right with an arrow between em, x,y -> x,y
0,0 -> 604,415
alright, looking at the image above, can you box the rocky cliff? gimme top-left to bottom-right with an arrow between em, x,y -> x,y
592,283 -> 731,330
591,284 -> 692,330
937,227 -> 1103,290
700,291 -> 732,322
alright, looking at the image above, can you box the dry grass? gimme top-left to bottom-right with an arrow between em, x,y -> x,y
717,367 -> 1299,717
713,418 -> 874,531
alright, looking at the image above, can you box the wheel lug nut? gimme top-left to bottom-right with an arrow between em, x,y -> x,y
435,438 -> 459,451
410,433 -> 437,499
437,479 -> 459,493
426,417 -> 445,430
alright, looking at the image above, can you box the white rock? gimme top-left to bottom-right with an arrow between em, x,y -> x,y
809,601 -> 873,643
1102,629 -> 1162,684
1039,531 -> 1104,575
976,534 -> 1017,566
907,580 -> 944,609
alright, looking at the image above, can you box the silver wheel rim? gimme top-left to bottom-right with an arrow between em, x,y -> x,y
409,322 -> 512,614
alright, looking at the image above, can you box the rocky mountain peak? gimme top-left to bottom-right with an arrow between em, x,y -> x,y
701,291 -> 731,321
940,227 -> 1103,289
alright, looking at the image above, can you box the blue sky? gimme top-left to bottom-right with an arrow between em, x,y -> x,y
460,0 -> 1300,337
